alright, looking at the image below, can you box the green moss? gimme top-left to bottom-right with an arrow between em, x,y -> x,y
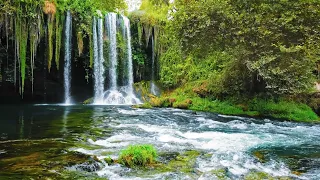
245,171 -> 274,180
55,12 -> 63,70
244,171 -> 292,180
248,98 -> 319,122
118,144 -> 158,168
133,103 -> 153,109
162,150 -> 200,174
145,82 -> 319,122
104,156 -> 114,165
209,169 -> 228,180
20,19 -> 27,96
48,15 -> 54,72
83,97 -> 94,104
0,139 -> 102,179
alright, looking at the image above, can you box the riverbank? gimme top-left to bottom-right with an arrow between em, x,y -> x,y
134,82 -> 320,123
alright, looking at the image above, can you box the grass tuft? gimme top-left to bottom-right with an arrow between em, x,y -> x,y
118,144 -> 157,168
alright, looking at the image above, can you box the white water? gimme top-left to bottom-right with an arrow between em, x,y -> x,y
64,11 -> 72,105
123,16 -> 141,104
93,13 -> 141,105
150,36 -> 157,95
93,16 -> 105,104
71,108 -> 320,179
106,13 -> 118,91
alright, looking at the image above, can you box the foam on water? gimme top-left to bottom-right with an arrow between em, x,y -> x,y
69,108 -> 320,179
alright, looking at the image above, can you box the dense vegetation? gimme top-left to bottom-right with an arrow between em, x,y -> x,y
0,0 -> 319,120
0,0 -> 126,98
131,0 -> 320,121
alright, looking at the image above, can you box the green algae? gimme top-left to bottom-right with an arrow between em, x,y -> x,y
244,171 -> 292,180
0,139 -> 103,179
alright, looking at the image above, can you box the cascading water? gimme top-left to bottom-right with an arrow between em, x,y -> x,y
107,13 -> 118,91
64,11 -> 72,104
93,13 -> 141,105
150,36 -> 158,95
123,16 -> 141,104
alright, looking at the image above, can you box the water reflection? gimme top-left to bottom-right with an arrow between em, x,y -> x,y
18,111 -> 24,139
61,107 -> 70,134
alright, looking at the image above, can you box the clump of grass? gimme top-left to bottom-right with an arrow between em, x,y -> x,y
118,144 -> 157,168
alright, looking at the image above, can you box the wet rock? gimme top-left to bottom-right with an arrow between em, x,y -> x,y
158,152 -> 180,163
165,150 -> 200,173
69,161 -> 102,172
200,168 -> 228,180
253,151 -> 267,163
104,156 -> 114,165
83,97 -> 93,104
244,171 -> 292,180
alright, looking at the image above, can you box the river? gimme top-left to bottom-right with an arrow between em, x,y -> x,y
0,105 -> 319,179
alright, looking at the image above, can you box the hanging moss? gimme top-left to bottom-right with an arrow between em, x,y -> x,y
89,33 -> 93,68
77,31 -> 84,56
30,31 -> 36,95
143,24 -> 152,48
14,16 -> 20,88
47,15 -> 54,72
137,21 -> 142,45
55,12 -> 63,70
20,19 -> 28,96
43,1 -> 56,72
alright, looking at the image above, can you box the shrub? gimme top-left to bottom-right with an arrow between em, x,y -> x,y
118,144 -> 157,168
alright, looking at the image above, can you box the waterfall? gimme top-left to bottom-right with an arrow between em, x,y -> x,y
64,11 -> 72,104
93,15 -> 106,104
123,16 -> 141,104
150,36 -> 157,95
92,13 -> 141,105
106,13 -> 118,91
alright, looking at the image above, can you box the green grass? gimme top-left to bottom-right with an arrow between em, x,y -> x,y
118,144 -> 158,168
144,82 -> 319,122
189,97 -> 246,115
247,98 -> 319,122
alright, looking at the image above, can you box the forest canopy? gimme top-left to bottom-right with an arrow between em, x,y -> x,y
141,0 -> 320,97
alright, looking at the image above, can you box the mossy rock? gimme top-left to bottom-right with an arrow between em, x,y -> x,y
253,151 -> 267,163
104,156 -> 114,165
200,168 -> 228,180
244,171 -> 292,180
132,103 -> 153,109
245,171 -> 274,180
0,140 -> 102,178
163,150 -> 200,173
83,97 -> 94,104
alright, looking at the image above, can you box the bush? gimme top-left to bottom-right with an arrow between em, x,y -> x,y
118,144 -> 157,168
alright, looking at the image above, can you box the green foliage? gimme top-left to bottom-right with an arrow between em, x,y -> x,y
118,144 -> 157,168
159,0 -> 320,96
142,82 -> 319,122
